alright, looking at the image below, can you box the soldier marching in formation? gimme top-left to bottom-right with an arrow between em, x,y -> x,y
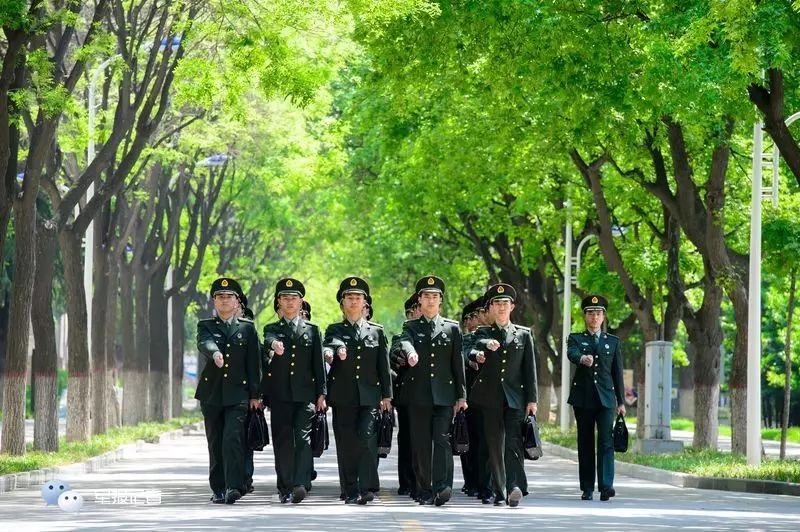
196,275 -> 625,507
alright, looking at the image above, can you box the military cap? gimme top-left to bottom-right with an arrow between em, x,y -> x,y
581,294 -> 608,313
485,283 -> 516,304
302,300 -> 312,320
403,293 -> 419,312
461,301 -> 476,322
210,277 -> 242,299
339,276 -> 370,299
275,277 -> 305,298
415,275 -> 445,295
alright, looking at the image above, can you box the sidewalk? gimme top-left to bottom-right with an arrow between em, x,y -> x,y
0,423 -> 799,530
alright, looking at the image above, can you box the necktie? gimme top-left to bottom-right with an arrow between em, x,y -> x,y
592,333 -> 599,347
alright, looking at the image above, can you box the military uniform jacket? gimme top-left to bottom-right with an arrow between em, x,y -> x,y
260,318 -> 326,404
396,315 -> 466,407
567,330 -> 624,409
462,332 -> 479,396
389,334 -> 406,391
195,316 -> 261,406
468,323 -> 537,410
323,320 -> 392,407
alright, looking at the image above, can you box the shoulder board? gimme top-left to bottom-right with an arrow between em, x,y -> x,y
198,317 -> 216,322
604,332 -> 619,339
238,317 -> 254,323
513,324 -> 531,333
442,318 -> 459,324
305,320 -> 318,327
402,319 -> 416,326
475,325 -> 492,331
367,321 -> 384,328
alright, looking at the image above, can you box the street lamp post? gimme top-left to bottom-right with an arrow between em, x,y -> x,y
747,111 -> 800,466
84,55 -> 120,356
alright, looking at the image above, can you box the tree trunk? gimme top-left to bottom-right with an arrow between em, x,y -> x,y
31,217 -> 59,452
678,344 -> 695,419
0,196 -> 38,454
90,219 -> 109,435
148,267 -> 169,421
533,335 -> 553,422
728,287 -> 749,454
123,262 -> 150,425
171,291 -> 186,417
60,230 -> 92,442
119,260 -> 138,425
780,269 -> 796,459
105,256 -> 121,428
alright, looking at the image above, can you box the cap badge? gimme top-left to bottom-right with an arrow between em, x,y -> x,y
286,279 -> 293,287
497,286 -> 505,293
350,278 -> 357,286
591,296 -> 598,304
427,277 -> 435,285
221,279 -> 229,287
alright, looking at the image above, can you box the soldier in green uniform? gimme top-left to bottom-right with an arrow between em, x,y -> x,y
391,294 -> 419,498
568,294 -> 625,501
396,275 -> 467,506
323,277 -> 392,504
459,297 -> 486,498
469,283 -> 537,507
195,277 -> 261,504
260,278 -> 327,504
235,291 -> 259,496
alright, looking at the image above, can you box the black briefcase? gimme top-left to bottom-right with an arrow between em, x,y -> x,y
377,409 -> 395,458
522,414 -> 543,460
311,411 -> 329,458
613,413 -> 629,453
247,407 -> 270,451
450,409 -> 470,455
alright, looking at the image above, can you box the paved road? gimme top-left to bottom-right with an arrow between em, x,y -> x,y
1,423 -> 799,531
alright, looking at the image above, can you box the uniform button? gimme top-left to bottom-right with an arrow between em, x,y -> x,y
243,380 -> 247,384
594,379 -> 597,383
292,345 -> 296,348
449,380 -> 453,384
478,379 -> 483,383
291,362 -> 295,366
290,371 -> 294,375
224,364 -> 229,368
430,363 -> 434,367
502,359 -> 506,363
430,373 -> 435,377
503,350 -> 507,354
501,369 -> 505,373
204,377 -> 208,381
332,377 -> 335,381
291,354 -> 295,358
356,365 -> 360,369
356,375 -> 360,379
357,356 -> 361,360
225,355 -> 230,358
268,373 -> 272,377
500,378 -> 504,382
223,374 -> 227,378
227,344 -> 231,347
357,346 -> 361,350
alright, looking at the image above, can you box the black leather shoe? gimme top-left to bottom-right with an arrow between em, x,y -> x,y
280,493 -> 291,504
291,485 -> 307,504
357,491 -> 375,505
311,470 -> 318,481
344,496 -> 359,504
481,496 -> 492,504
581,491 -> 593,500
398,487 -> 410,496
508,487 -> 522,508
210,492 -> 225,504
493,495 -> 505,506
434,487 -> 451,506
224,488 -> 242,504
244,483 -> 254,495
418,495 -> 433,505
600,488 -> 615,501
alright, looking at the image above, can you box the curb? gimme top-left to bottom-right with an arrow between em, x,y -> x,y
542,441 -> 800,497
0,421 -> 205,495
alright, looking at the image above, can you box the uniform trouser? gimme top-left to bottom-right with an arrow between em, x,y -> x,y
480,405 -> 526,500
460,406 -> 482,491
270,399 -> 315,495
574,404 -> 616,492
201,401 -> 248,494
333,405 -> 380,497
245,449 -> 254,486
471,408 -> 492,497
396,405 -> 416,492
408,405 -> 453,498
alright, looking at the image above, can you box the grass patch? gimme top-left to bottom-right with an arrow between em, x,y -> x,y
540,422 -> 800,483
0,414 -> 201,476
670,417 -> 800,443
